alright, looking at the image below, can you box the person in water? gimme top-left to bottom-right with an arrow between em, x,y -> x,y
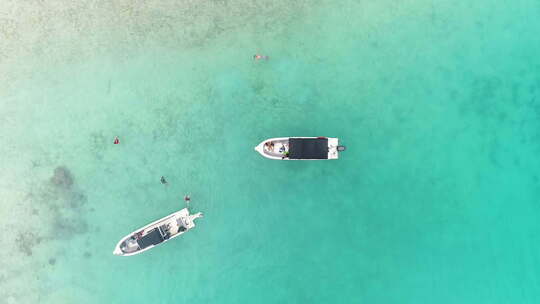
254,54 -> 269,60
184,195 -> 190,202
160,176 -> 167,185
113,136 -> 120,144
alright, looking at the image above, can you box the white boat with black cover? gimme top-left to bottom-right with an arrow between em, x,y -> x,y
254,137 -> 346,160
113,207 -> 203,256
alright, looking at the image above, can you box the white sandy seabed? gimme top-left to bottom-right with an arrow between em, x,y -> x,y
0,1 -> 319,303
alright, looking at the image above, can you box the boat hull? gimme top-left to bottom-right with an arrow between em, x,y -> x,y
254,137 -> 342,160
113,208 -> 203,256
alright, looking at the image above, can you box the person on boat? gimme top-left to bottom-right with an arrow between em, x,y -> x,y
265,141 -> 274,150
113,136 -> 120,144
160,176 -> 167,185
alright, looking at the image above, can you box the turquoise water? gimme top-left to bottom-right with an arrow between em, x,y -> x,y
1,0 -> 540,303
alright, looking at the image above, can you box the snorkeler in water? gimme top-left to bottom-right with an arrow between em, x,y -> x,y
160,176 -> 167,185
254,54 -> 269,60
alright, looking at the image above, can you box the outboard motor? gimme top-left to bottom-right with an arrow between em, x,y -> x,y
337,146 -> 346,152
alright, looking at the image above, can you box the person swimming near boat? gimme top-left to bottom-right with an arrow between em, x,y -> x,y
160,176 -> 167,185
254,54 -> 269,60
184,195 -> 190,202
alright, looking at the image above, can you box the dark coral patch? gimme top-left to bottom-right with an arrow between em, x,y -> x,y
50,166 -> 74,189
66,192 -> 87,209
51,216 -> 89,240
16,232 -> 39,256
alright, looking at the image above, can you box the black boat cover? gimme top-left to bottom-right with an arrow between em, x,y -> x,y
289,138 -> 328,159
137,228 -> 164,249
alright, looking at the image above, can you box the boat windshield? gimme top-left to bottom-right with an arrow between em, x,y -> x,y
121,237 -> 140,253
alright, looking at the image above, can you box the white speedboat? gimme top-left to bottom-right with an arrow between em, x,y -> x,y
113,208 -> 203,256
254,137 -> 346,160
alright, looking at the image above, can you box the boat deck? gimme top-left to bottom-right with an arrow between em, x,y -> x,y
289,138 -> 328,159
255,137 -> 342,160
114,208 -> 203,256
262,139 -> 289,158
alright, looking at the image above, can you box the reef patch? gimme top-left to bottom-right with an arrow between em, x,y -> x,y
50,166 -> 74,190
16,166 -> 92,256
15,231 -> 41,256
51,216 -> 89,240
